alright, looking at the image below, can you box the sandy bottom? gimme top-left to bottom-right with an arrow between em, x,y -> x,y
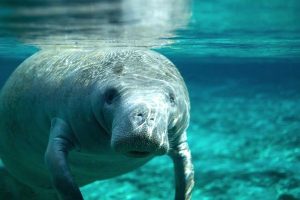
81,80 -> 300,200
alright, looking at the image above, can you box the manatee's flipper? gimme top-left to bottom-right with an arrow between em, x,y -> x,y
45,118 -> 83,200
169,134 -> 194,200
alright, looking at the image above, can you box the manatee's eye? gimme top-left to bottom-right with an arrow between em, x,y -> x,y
169,92 -> 176,106
104,88 -> 118,105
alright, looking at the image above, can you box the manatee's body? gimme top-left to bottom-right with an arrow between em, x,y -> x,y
0,48 -> 194,200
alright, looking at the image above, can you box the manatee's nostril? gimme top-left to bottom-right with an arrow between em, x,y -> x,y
134,113 -> 144,124
150,117 -> 154,121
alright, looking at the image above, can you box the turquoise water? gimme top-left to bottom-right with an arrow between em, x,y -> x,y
1,0 -> 300,200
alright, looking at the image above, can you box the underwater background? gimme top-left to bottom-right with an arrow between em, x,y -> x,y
0,0 -> 300,199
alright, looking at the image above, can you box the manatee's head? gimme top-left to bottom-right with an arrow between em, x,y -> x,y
92,49 -> 190,158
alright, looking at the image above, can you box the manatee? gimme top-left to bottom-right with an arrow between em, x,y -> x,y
0,48 -> 194,200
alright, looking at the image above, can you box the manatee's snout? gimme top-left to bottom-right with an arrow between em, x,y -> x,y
111,103 -> 169,158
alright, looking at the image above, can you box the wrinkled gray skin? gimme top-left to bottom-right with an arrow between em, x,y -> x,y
0,48 -> 194,200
